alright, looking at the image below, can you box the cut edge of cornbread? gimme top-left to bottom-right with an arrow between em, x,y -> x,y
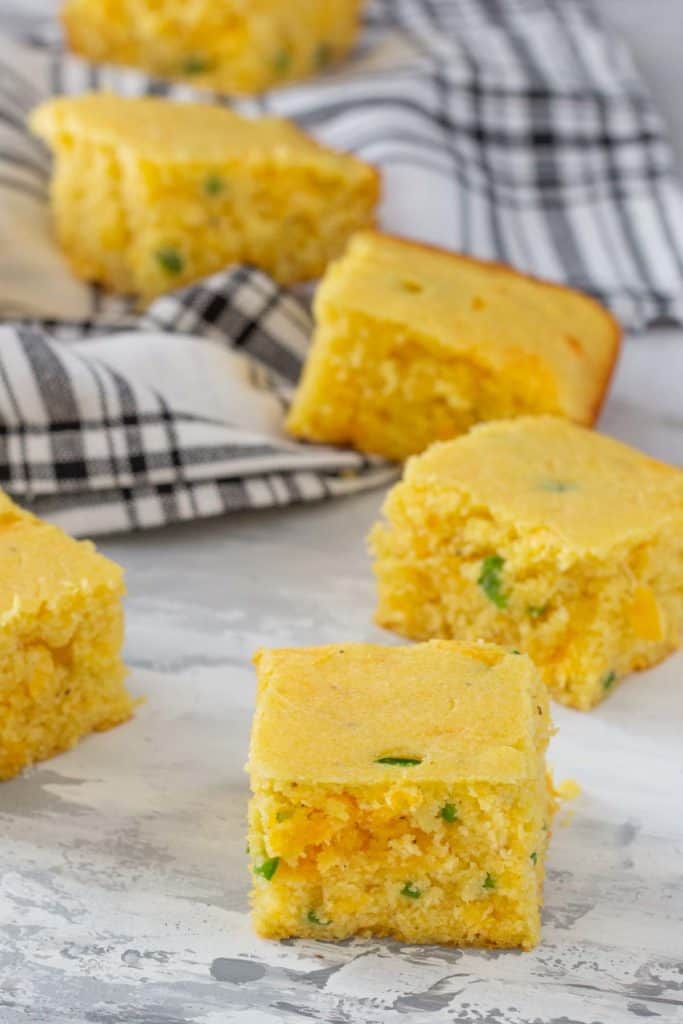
30,95 -> 380,297
61,0 -> 364,95
286,231 -> 621,461
369,418 -> 683,710
248,641 -> 555,949
0,498 -> 134,781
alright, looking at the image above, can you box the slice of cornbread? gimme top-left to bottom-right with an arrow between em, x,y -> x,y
0,491 -> 132,781
62,0 -> 363,95
370,417 -> 683,710
248,641 -> 555,949
30,95 -> 379,297
286,232 -> 620,461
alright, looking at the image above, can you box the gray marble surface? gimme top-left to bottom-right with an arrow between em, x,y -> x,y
2,3 -> 683,1022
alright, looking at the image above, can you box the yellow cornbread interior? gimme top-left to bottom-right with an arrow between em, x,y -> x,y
0,492 -> 132,781
248,641 -> 554,949
370,417 -> 683,710
62,0 -> 362,95
30,95 -> 379,297
286,232 -> 620,460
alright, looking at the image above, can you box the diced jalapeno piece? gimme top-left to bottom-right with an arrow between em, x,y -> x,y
203,174 -> 224,196
254,856 -> 280,881
602,670 -> 616,691
375,756 -> 422,766
478,554 -> 508,609
537,479 -> 577,493
439,802 -> 458,823
155,247 -> 184,275
315,42 -> 333,69
273,49 -> 292,75
307,908 -> 330,925
183,55 -> 211,75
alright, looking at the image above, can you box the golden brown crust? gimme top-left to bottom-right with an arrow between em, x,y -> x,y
585,314 -> 622,424
366,168 -> 383,210
352,229 -> 622,425
60,7 -> 82,58
355,228 -> 617,317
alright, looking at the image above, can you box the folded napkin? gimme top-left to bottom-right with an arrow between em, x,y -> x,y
1,0 -> 682,536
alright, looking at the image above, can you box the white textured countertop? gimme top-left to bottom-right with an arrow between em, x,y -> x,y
2,3 -> 683,1023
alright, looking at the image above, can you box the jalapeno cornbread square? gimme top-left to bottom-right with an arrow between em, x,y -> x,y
62,0 -> 363,95
30,94 -> 379,298
0,491 -> 133,781
286,232 -> 620,461
370,417 -> 683,710
248,640 -> 555,949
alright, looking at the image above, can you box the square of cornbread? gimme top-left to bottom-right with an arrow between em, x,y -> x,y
286,232 -> 620,461
30,95 -> 379,298
62,0 -> 363,95
248,641 -> 555,949
370,417 -> 683,710
0,491 -> 133,781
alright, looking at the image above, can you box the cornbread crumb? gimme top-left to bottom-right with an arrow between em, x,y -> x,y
556,779 -> 581,802
62,0 -> 363,95
286,232 -> 620,460
30,94 -> 379,298
555,779 -> 581,826
248,640 -> 555,949
370,417 -> 683,709
0,490 -> 132,781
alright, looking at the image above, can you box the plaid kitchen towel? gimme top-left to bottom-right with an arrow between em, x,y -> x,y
1,0 -> 682,536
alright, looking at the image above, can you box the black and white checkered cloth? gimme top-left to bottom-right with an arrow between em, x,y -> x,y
1,0 -> 682,535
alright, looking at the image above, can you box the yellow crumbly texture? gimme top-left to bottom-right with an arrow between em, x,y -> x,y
286,232 -> 620,461
0,491 -> 132,781
248,640 -> 555,950
370,417 -> 683,710
62,0 -> 363,95
30,94 -> 379,298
